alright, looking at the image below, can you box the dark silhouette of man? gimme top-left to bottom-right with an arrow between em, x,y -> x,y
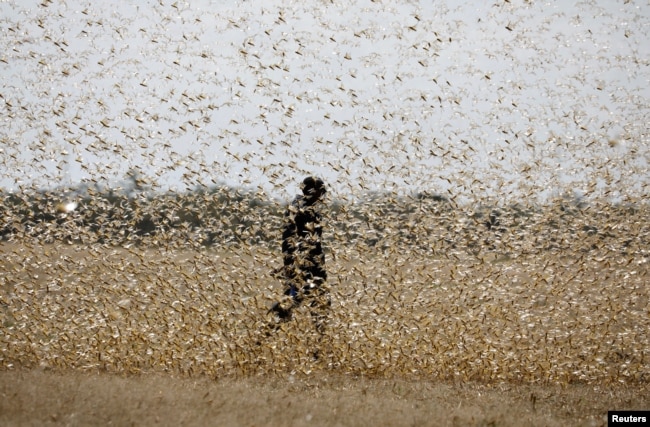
270,177 -> 328,326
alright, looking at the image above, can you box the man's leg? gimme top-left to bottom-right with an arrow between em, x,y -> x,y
269,269 -> 303,321
305,281 -> 330,334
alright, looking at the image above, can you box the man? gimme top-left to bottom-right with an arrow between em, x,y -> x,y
270,176 -> 328,326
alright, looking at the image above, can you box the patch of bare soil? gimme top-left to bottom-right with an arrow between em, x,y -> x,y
1,370 -> 648,426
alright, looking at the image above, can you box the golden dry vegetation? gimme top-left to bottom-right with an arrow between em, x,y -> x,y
1,196 -> 649,383
1,239 -> 648,383
1,194 -> 649,425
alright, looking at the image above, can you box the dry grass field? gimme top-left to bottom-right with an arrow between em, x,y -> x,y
1,212 -> 649,426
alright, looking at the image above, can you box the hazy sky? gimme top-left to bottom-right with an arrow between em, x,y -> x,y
1,0 -> 648,203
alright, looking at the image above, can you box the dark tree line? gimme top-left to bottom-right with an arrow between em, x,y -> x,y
1,185 -> 648,258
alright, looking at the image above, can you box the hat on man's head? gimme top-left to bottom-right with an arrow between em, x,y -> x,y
301,176 -> 326,196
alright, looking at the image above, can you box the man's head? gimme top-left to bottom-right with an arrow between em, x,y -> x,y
301,176 -> 327,201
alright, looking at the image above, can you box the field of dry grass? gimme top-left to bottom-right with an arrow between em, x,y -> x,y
2,238 -> 649,380
1,228 -> 648,425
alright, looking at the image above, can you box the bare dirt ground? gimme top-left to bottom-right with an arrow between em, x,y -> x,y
1,241 -> 649,425
2,370 -> 648,426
